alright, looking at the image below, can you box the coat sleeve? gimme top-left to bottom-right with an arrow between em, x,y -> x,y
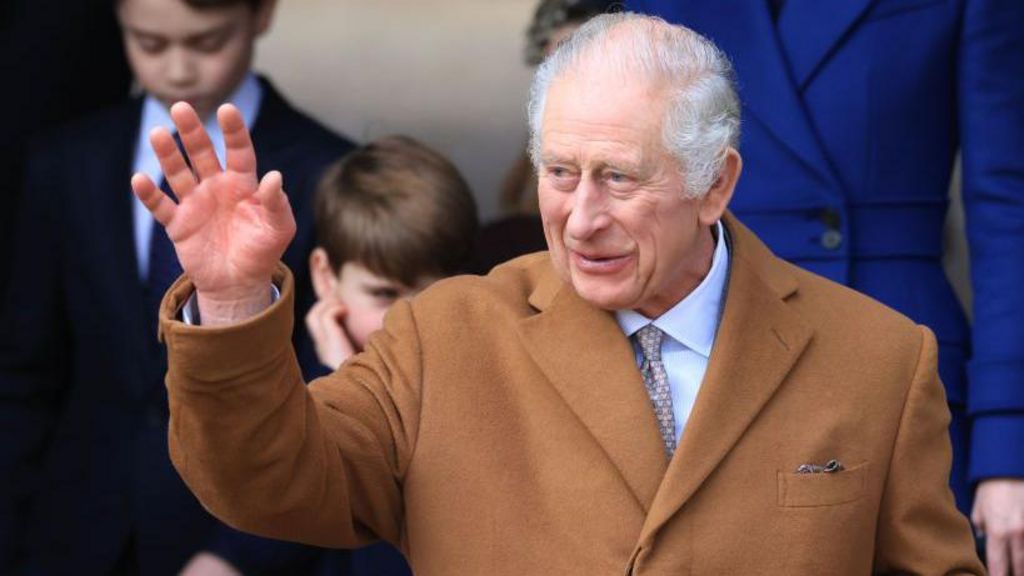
959,0 -> 1024,481
200,105 -> 359,575
0,140 -> 71,569
161,264 -> 420,550
873,326 -> 984,574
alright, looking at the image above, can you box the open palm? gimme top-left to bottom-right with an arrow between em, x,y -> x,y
131,102 -> 295,305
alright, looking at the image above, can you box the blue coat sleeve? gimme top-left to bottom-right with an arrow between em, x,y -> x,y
959,0 -> 1024,482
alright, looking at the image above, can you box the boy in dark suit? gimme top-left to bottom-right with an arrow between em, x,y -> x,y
0,0 -> 354,573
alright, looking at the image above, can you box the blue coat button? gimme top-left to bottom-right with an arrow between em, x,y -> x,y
821,229 -> 843,250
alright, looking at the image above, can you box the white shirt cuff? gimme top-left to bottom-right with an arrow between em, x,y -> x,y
180,284 -> 281,326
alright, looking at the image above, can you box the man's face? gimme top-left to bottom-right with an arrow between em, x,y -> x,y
117,0 -> 272,121
331,262 -> 437,351
537,68 -> 721,318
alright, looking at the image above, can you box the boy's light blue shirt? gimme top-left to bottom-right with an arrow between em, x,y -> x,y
131,73 -> 263,280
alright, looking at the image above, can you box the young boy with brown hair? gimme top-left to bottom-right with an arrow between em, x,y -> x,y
305,136 -> 477,575
306,136 -> 478,373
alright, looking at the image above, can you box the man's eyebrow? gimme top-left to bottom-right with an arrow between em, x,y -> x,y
538,153 -> 573,166
597,158 -> 643,173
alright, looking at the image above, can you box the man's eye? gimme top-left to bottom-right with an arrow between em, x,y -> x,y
606,171 -> 631,184
546,166 -> 579,186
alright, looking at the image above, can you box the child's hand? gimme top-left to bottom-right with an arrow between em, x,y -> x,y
305,297 -> 356,370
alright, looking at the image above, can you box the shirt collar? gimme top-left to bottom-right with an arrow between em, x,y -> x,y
615,220 -> 729,358
137,72 -> 262,179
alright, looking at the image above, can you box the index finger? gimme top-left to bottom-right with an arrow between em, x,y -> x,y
218,104 -> 257,177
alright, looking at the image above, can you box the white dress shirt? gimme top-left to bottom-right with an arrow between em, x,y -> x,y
131,73 -> 263,281
616,220 -> 729,444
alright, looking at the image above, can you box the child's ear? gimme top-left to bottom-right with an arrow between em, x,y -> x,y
309,248 -> 337,301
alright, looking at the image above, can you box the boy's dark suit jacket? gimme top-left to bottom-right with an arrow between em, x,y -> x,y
0,78 -> 354,575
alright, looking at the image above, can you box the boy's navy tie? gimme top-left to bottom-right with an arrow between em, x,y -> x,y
144,132 -> 188,333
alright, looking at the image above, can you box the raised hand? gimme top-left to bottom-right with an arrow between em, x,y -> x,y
131,102 -> 296,325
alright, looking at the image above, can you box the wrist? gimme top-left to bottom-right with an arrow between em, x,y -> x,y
196,285 -> 273,326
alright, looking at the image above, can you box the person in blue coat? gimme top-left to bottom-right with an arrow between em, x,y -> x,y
628,0 -> 1024,571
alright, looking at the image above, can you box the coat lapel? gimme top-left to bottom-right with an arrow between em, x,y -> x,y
676,0 -> 837,187
519,270 -> 668,513
82,98 -> 160,397
776,0 -> 874,89
639,215 -> 813,543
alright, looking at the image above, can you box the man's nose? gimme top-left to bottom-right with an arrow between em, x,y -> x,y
565,178 -> 610,240
165,48 -> 198,86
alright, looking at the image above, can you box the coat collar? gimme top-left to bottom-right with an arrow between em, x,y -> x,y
519,213 -> 810,524
776,0 -> 874,89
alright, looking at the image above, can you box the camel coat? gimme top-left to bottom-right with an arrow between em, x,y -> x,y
159,214 -> 982,574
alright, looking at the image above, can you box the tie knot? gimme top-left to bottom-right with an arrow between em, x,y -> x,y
636,324 -> 664,363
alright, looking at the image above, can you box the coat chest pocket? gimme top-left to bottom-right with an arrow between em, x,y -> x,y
777,461 -> 868,507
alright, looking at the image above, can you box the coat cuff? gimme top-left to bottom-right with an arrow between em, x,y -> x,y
969,413 -> 1024,482
967,360 -> 1024,414
157,263 -> 294,387
181,284 -> 281,325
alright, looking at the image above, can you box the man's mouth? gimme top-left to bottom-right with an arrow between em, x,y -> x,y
570,250 -> 632,274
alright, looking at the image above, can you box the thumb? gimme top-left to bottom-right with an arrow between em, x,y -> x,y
255,170 -> 287,212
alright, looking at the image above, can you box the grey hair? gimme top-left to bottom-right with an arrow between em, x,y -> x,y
527,12 -> 741,198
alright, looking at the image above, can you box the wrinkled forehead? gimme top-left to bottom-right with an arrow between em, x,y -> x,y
540,67 -> 671,149
545,61 -> 670,113
537,24 -> 679,132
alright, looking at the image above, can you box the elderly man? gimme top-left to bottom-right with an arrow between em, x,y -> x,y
135,13 -> 982,574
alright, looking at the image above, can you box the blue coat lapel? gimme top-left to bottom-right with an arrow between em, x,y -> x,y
776,0 -> 874,89
671,0 -> 837,188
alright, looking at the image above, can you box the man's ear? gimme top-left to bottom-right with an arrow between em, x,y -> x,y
254,0 -> 278,36
698,147 -> 742,227
309,247 -> 337,301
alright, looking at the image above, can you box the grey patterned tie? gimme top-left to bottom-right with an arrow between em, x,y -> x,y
636,324 -> 677,458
